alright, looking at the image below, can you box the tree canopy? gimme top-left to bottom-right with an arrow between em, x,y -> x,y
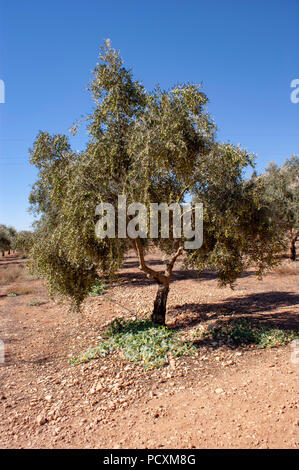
29,40 -> 283,324
257,155 -> 299,261
0,224 -> 17,254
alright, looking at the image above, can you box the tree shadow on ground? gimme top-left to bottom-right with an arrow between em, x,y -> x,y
172,268 -> 254,282
122,258 -> 166,269
168,291 -> 299,332
111,271 -> 156,288
116,264 -> 255,287
0,258 -> 26,268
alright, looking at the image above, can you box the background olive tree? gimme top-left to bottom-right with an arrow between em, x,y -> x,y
29,41 -> 283,325
15,230 -> 33,256
0,224 -> 17,255
257,156 -> 299,261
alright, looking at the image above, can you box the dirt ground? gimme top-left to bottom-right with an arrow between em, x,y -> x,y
0,251 -> 298,449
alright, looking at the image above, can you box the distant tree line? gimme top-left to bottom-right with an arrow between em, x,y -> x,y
0,225 -> 33,256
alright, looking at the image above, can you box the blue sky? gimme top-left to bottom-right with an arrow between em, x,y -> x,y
0,0 -> 298,230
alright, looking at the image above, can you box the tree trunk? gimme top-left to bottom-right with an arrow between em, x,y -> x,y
133,237 -> 182,326
151,283 -> 169,325
290,237 -> 297,262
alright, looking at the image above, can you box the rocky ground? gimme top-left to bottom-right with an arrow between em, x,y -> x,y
0,252 -> 298,448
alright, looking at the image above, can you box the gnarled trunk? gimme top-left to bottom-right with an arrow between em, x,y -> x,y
133,237 -> 183,326
151,283 -> 169,325
290,236 -> 297,262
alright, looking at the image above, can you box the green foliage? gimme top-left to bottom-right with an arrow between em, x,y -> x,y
70,318 -> 196,368
262,156 -> 299,232
257,155 -> 299,256
89,279 -> 107,296
29,228 -> 100,309
257,327 -> 298,348
0,224 -> 17,252
199,319 -> 299,348
27,299 -> 45,306
28,39 -> 285,311
16,230 -> 33,255
185,145 -> 283,285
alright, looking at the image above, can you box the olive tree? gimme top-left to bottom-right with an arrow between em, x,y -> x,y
29,41 -> 282,325
16,230 -> 33,256
259,156 -> 299,261
0,224 -> 17,255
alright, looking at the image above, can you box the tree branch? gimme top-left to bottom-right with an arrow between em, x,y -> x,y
133,237 -> 167,284
177,185 -> 189,203
165,242 -> 184,279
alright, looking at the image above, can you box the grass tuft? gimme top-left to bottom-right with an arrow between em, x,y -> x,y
198,318 -> 299,348
27,299 -> 45,306
70,318 -> 196,368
